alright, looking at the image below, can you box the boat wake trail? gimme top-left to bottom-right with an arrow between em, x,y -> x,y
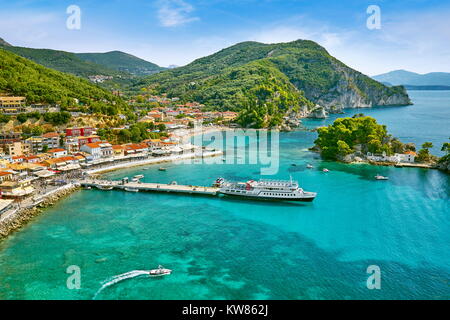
93,270 -> 148,299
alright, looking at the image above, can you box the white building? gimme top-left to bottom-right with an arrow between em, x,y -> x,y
48,148 -> 68,159
80,142 -> 113,160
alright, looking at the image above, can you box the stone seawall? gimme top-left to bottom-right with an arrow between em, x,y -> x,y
0,184 -> 80,240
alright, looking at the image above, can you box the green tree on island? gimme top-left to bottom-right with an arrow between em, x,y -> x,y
314,116 -> 399,160
416,142 -> 435,163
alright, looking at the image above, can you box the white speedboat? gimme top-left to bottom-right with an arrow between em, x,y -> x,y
323,168 -> 330,172
149,265 -> 172,277
124,187 -> 139,192
306,164 -> 314,169
375,174 -> 389,180
134,175 -> 144,180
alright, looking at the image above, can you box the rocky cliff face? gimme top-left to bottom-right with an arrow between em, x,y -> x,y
303,62 -> 412,113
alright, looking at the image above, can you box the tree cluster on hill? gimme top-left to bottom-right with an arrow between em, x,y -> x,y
97,122 -> 167,144
0,49 -> 128,115
135,40 -> 410,128
314,115 -> 407,160
1,45 -> 127,78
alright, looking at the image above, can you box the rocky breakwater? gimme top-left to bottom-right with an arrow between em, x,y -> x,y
0,184 -> 80,240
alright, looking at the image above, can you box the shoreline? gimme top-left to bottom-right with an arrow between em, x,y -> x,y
0,184 -> 80,240
0,148 -> 224,241
86,150 -> 223,175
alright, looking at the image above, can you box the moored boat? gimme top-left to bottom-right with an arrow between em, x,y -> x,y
159,167 -> 167,171
375,174 -> 389,180
323,168 -> 330,172
306,164 -> 314,169
97,185 -> 114,191
124,187 -> 139,192
216,177 -> 317,202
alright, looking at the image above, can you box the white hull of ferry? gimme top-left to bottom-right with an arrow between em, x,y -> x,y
216,178 -> 317,202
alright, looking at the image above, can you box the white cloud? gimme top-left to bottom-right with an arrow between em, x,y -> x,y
0,11 -> 59,47
244,9 -> 450,76
157,0 -> 199,27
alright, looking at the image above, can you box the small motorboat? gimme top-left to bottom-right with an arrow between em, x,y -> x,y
134,175 -> 144,180
375,174 -> 389,180
149,265 -> 172,277
124,187 -> 139,192
291,164 -> 297,167
159,167 -> 167,172
84,186 -> 92,190
306,164 -> 314,169
97,185 -> 114,191
323,168 -> 330,173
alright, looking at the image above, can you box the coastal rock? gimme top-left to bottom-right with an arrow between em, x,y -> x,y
304,63 -> 412,112
307,105 -> 329,119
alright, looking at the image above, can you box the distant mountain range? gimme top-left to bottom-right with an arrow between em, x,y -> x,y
0,38 -> 164,78
373,70 -> 450,88
76,51 -> 165,76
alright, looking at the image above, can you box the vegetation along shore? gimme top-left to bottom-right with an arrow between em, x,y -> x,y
312,114 -> 450,173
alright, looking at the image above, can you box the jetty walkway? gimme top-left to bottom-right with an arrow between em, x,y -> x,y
80,179 -> 220,196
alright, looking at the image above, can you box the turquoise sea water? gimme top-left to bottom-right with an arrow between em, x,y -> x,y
0,91 -> 449,300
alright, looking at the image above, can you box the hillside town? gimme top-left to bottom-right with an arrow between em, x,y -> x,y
0,93 -> 238,216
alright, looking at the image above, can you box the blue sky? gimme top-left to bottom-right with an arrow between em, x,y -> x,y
1,0 -> 449,75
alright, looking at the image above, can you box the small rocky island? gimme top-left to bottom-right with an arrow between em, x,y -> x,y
312,114 -> 448,172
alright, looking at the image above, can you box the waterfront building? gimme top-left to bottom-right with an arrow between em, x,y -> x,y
112,145 -> 125,157
399,151 -> 417,163
48,148 -> 68,159
80,142 -> 113,160
122,143 -> 148,156
0,171 -> 14,183
0,179 -> 34,199
142,139 -> 161,151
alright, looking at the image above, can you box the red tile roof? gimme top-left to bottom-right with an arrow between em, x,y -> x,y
48,148 -> 66,153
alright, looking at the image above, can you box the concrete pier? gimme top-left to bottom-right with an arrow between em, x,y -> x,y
81,179 -> 220,196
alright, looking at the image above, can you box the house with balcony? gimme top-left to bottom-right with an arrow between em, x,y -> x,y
48,148 -> 68,159
80,142 -> 113,160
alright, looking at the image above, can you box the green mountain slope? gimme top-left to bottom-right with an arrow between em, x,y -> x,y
0,45 -> 126,78
0,48 -> 127,115
373,69 -> 450,86
137,40 -> 411,127
76,51 -> 165,76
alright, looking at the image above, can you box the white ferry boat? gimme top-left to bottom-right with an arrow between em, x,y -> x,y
215,178 -> 317,202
